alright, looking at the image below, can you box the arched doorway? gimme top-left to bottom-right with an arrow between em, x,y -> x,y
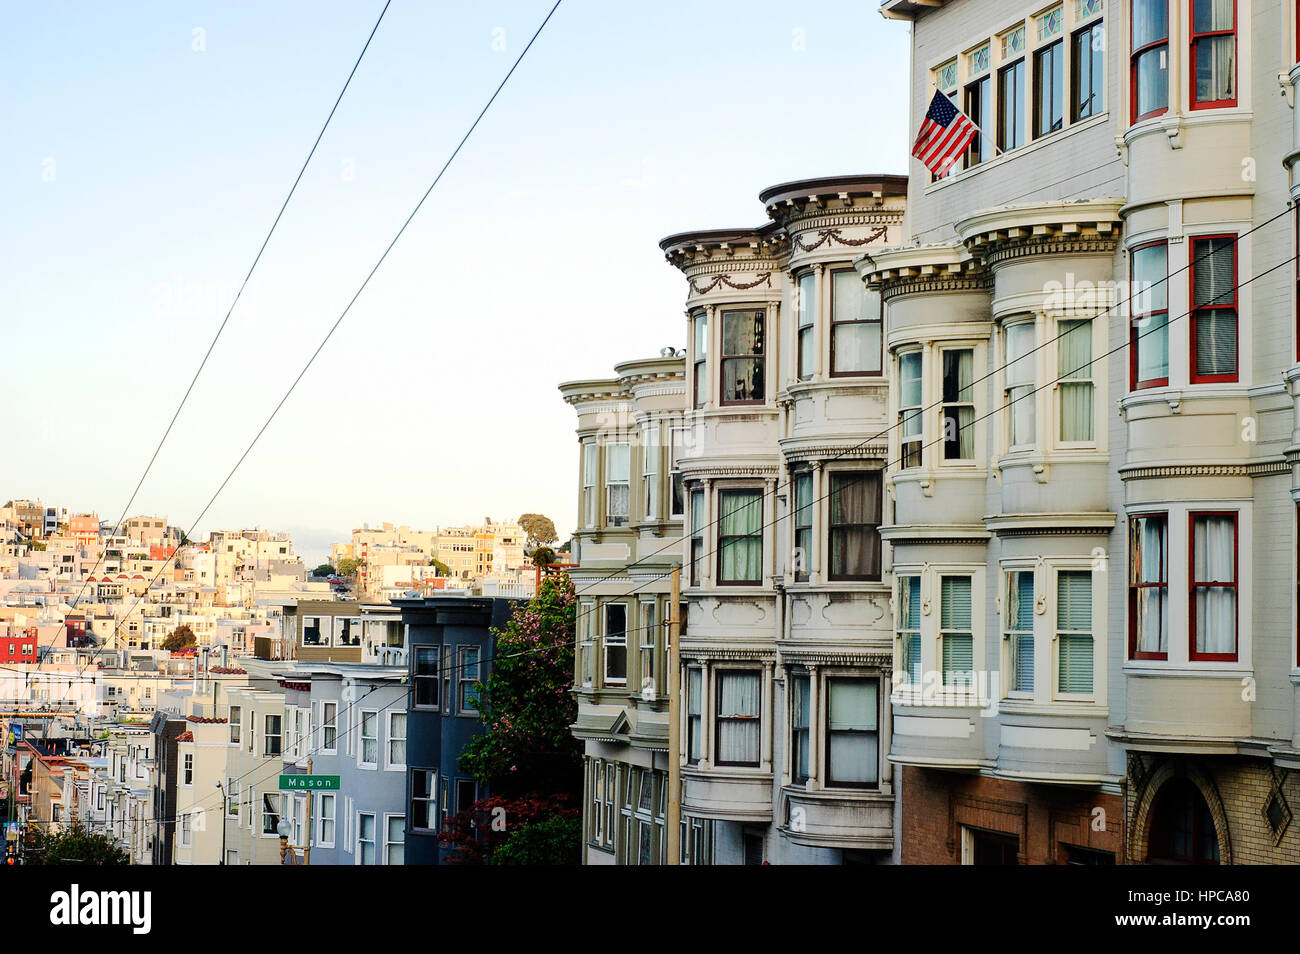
1146,779 -> 1220,865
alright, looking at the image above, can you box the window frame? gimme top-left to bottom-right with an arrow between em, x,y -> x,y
458,645 -> 481,715
1130,0 -> 1170,123
228,705 -> 241,746
1057,318 -> 1096,444
797,270 -> 816,381
789,670 -> 811,784
1071,19 -> 1105,123
896,574 -> 923,688
792,471 -> 812,583
642,420 -> 660,521
826,470 -> 883,583
1054,568 -> 1096,699
605,442 -> 631,528
829,267 -> 882,378
1003,320 -> 1037,451
686,666 -> 703,765
358,709 -> 379,769
823,676 -> 880,789
383,812 -> 406,866
410,768 -> 438,832
412,645 -> 440,711
356,811 -> 376,865
716,488 -> 764,586
1189,0 -> 1237,110
693,312 -> 708,408
1128,512 -> 1170,661
263,713 -> 282,758
603,601 -> 629,687
1188,233 -> 1239,384
996,56 -> 1026,152
898,349 -> 924,468
320,701 -> 338,753
1032,37 -> 1064,139
1004,567 -> 1036,697
939,574 -> 976,690
1130,240 -> 1170,390
317,792 -> 336,848
1188,510 -> 1239,662
714,668 -> 762,768
386,711 -> 407,770
940,346 -> 976,462
719,308 -> 767,407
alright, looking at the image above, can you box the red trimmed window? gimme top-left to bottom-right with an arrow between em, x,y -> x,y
1131,0 -> 1169,123
1189,235 -> 1237,383
1191,0 -> 1236,109
1189,512 -> 1238,662
1129,513 -> 1169,660
1130,241 -> 1169,389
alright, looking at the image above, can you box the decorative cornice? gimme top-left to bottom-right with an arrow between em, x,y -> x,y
1119,461 -> 1290,480
978,235 -> 1120,268
688,271 -> 775,294
682,646 -> 775,663
778,649 -> 893,669
782,444 -> 889,465
983,512 -> 1117,537
680,464 -> 780,480
789,225 -> 889,253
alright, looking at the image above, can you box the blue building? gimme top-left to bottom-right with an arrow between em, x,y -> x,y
397,596 -> 511,865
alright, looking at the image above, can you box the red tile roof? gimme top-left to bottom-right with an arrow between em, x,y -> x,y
176,731 -> 194,743
185,715 -> 228,724
209,666 -> 247,675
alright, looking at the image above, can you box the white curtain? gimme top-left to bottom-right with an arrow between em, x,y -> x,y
1059,320 -> 1093,441
1193,516 -> 1236,654
717,672 -> 760,764
720,492 -> 762,582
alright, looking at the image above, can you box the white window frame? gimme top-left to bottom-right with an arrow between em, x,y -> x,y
642,420 -> 660,521
582,440 -> 598,528
383,812 -> 406,865
356,811 -> 377,865
386,711 -> 407,771
182,752 -> 193,787
319,701 -> 338,754
605,442 -> 631,528
603,601 -> 629,687
411,768 -> 438,832
1002,318 -> 1039,453
317,792 -> 336,848
358,709 -> 379,769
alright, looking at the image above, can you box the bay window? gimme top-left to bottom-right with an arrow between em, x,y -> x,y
1058,319 -> 1094,441
1033,38 -> 1063,138
693,313 -> 708,408
825,679 -> 879,787
942,348 -> 975,460
797,272 -> 815,380
1131,0 -> 1169,122
790,672 -> 810,784
1190,512 -> 1237,661
831,269 -> 881,375
1190,0 -> 1235,109
1190,236 -> 1237,383
718,489 -> 762,585
721,309 -> 765,404
604,602 -> 628,686
1056,570 -> 1094,694
899,350 -> 923,468
1130,242 -> 1169,388
606,442 -> 630,527
828,472 -> 882,581
793,472 -> 812,582
1072,19 -> 1104,121
898,575 -> 922,686
1006,569 -> 1035,693
997,58 -> 1026,151
1004,322 -> 1036,448
716,670 -> 761,766
1129,513 -> 1169,659
940,576 -> 974,688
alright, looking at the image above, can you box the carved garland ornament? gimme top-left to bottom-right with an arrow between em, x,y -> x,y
791,225 -> 888,252
689,272 -> 774,294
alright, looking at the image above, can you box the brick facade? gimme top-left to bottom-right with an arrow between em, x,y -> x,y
902,766 -> 1124,864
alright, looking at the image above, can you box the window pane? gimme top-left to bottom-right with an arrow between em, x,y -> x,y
717,671 -> 760,764
900,352 -> 923,406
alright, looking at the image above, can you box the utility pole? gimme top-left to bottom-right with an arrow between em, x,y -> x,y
666,566 -> 681,865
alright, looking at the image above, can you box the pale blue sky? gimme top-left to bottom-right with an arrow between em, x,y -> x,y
0,1 -> 910,565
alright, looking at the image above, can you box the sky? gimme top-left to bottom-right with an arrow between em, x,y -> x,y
0,0 -> 911,567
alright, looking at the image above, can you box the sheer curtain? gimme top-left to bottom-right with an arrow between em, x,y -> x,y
1059,320 -> 1093,441
943,349 -> 975,458
717,671 -> 760,764
720,491 -> 762,582
830,473 -> 882,577
1194,0 -> 1235,102
1193,515 -> 1236,655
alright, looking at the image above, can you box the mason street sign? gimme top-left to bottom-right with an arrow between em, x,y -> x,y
279,774 -> 340,791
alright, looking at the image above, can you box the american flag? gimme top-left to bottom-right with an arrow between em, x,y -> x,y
912,91 -> 979,177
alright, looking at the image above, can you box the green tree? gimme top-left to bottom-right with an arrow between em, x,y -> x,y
336,557 -> 361,579
428,558 -> 451,575
459,573 -> 579,799
312,563 -> 336,578
161,624 -> 196,652
490,814 -> 581,865
530,546 -> 557,568
517,513 -> 558,553
26,823 -> 129,865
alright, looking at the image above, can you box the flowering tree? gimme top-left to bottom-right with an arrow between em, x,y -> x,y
437,792 -> 579,865
459,573 -> 580,798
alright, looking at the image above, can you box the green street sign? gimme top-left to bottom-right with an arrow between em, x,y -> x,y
279,774 -> 340,791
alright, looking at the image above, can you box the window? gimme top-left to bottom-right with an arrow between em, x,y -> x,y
457,779 -> 478,816
831,269 -> 881,375
1131,0 -> 1169,122
1004,322 -> 1036,448
385,815 -> 405,865
997,58 -> 1026,151
718,490 -> 762,584
589,763 -> 612,849
716,671 -> 761,766
580,603 -> 594,687
262,793 -> 281,836
792,472 -> 812,582
686,667 -> 703,764
226,777 -> 239,818
458,646 -> 480,713
582,441 -> 598,527
899,351 -> 923,467
413,646 -> 440,709
302,616 -> 326,646
1191,0 -> 1235,108
797,271 -> 815,380
898,575 -> 922,686
1006,570 -> 1035,693
639,601 -> 657,699
411,770 -> 437,830
359,711 -> 378,766
941,348 -> 975,460
828,472 -> 882,581
1058,320 -> 1094,441
606,443 -> 631,527
642,421 -> 659,520
941,576 -> 974,688
604,603 -> 628,686
965,74 -> 992,165
790,672 -> 810,784
1072,20 -> 1104,121
180,813 -> 192,847
1033,39 -> 1063,138
1130,242 -> 1169,388
264,714 -> 281,757
388,712 -> 407,768
1190,513 -> 1237,660
357,813 -> 376,864
317,793 -> 336,847
1057,570 -> 1093,693
319,701 -> 338,752
690,489 -> 705,586
442,643 -> 452,711
720,309 -> 765,404
670,428 -> 687,518
1190,236 -> 1237,382
183,752 -> 193,786
693,313 -> 708,408
1129,514 -> 1169,659
825,679 -> 879,787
